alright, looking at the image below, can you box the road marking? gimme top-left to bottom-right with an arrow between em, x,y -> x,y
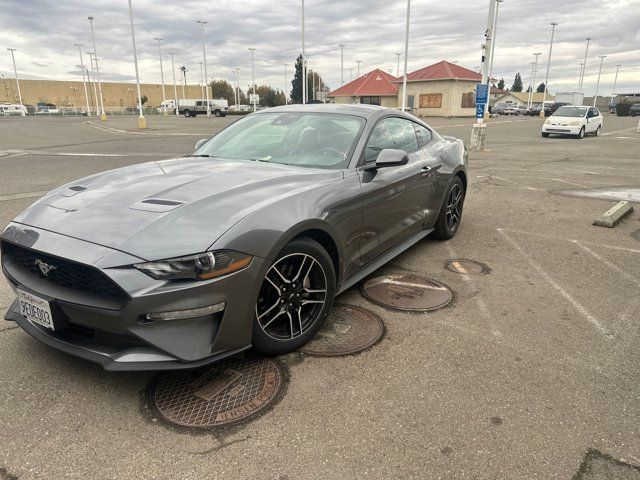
85,121 -> 207,136
497,228 -> 611,338
0,191 -> 48,202
573,241 -> 640,286
482,174 -> 545,191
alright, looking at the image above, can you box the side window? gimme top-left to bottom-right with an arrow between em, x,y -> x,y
364,117 -> 419,163
592,107 -> 600,117
414,124 -> 433,148
196,101 -> 203,107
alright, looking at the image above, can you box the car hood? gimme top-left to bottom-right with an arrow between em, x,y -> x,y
548,116 -> 584,123
12,157 -> 342,261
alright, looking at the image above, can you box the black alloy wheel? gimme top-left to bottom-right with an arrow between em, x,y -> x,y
253,238 -> 335,354
433,177 -> 465,240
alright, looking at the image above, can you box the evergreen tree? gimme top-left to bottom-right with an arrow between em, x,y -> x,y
497,78 -> 505,90
511,73 -> 523,92
291,55 -> 304,103
536,82 -> 545,93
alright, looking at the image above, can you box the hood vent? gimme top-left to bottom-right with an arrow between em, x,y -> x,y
59,185 -> 88,197
129,198 -> 186,213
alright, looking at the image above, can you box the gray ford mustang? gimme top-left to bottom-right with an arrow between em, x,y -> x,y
1,104 -> 467,370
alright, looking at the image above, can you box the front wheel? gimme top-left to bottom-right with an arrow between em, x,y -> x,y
576,127 -> 585,139
594,125 -> 601,136
433,176 -> 465,240
253,238 -> 336,355
184,110 -> 192,117
541,132 -> 550,137
213,109 -> 222,117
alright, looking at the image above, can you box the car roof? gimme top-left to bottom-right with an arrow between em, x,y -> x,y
257,103 -> 393,119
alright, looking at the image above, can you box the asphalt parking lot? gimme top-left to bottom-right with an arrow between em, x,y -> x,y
1,113 -> 639,479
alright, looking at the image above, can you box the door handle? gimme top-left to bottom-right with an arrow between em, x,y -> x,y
421,164 -> 443,176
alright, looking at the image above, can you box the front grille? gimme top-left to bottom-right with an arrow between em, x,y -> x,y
1,240 -> 128,304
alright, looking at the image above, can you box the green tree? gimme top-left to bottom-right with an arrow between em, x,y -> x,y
140,95 -> 148,105
291,55 -> 304,103
536,82 -> 545,93
511,73 -> 523,92
497,78 -> 505,90
210,79 -> 235,104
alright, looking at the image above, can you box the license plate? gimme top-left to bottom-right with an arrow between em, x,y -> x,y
16,289 -> 55,330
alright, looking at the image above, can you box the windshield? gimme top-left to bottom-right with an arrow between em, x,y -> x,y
194,112 -> 365,169
552,106 -> 587,117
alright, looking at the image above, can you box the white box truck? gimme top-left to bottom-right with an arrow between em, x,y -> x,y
555,92 -> 584,106
157,99 -> 228,117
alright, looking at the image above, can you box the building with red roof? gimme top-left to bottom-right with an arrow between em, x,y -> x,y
327,69 -> 399,108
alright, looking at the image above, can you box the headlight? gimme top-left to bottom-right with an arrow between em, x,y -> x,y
568,121 -> 580,126
135,250 -> 253,280
544,119 -> 551,124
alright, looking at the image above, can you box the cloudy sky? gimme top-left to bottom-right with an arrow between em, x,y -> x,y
1,0 -> 639,96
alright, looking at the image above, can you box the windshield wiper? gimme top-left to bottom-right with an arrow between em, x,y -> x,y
187,154 -> 213,157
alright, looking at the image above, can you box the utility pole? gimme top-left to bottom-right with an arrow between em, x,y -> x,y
197,20 -> 211,117
593,55 -> 606,107
610,64 -> 621,105
249,47 -> 257,111
88,16 -> 106,120
154,37 -> 167,115
578,38 -> 591,94
75,43 -> 91,116
540,22 -> 558,118
6,49 -> 25,115
168,52 -> 179,115
470,0 -> 496,150
487,0 -> 503,97
127,0 -> 145,128
339,44 -> 345,85
527,52 -> 541,110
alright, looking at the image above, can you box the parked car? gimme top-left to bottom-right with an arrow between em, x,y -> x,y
502,104 -> 522,115
492,103 -> 509,115
1,105 -> 468,371
630,104 -> 640,117
528,101 -> 569,117
0,104 -> 27,116
541,105 -> 603,139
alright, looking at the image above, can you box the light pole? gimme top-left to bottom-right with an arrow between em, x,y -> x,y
6,49 -> 25,115
283,64 -> 288,105
199,62 -> 204,99
540,22 -> 558,118
74,43 -> 92,116
301,0 -> 307,104
197,20 -> 211,117
578,38 -> 591,95
593,55 -> 606,107
577,63 -> 584,91
70,87 -> 78,113
487,0 -> 503,94
396,52 -> 401,78
127,0 -> 146,128
527,52 -> 541,110
249,47 -> 257,111
168,52 -> 179,115
180,66 -> 187,100
87,52 -> 100,116
88,16 -> 106,120
154,37 -> 167,115
339,44 -> 345,85
356,59 -> 362,77
401,0 -> 411,111
610,64 -> 621,105
235,67 -> 240,107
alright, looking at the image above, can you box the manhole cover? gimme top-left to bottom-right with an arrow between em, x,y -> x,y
149,356 -> 284,429
300,304 -> 384,356
361,274 -> 452,312
445,259 -> 488,274
574,449 -> 640,479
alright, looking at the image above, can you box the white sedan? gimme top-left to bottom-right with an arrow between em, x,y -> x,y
541,106 -> 603,139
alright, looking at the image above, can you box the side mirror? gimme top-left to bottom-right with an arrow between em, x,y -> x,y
375,149 -> 409,168
195,138 -> 209,150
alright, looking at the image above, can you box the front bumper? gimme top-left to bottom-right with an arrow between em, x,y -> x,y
2,224 -> 268,371
541,124 -> 581,135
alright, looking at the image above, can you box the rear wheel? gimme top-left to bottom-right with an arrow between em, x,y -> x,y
541,132 -> 550,137
576,127 -> 585,139
184,110 -> 192,118
253,238 -> 336,355
433,177 -> 465,240
214,109 -> 222,117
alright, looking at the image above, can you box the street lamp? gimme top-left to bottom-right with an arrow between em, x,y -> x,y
301,0 -> 306,104
527,52 -> 541,110
578,38 -> 591,94
249,48 -> 257,111
356,59 -> 362,77
283,64 -> 288,105
487,0 -> 503,93
154,37 -> 167,116
593,55 -> 606,107
74,43 -> 92,117
339,44 -> 346,85
180,66 -> 187,100
6,48 -> 25,116
126,0 -> 146,128
400,0 -> 411,111
196,20 -> 211,117
86,52 -> 100,116
540,22 -> 558,118
610,64 -> 621,105
396,52 -> 401,78
168,52 -> 179,116
88,16 -> 107,120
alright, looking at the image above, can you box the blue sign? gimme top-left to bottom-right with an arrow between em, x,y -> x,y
475,83 -> 489,105
476,103 -> 485,119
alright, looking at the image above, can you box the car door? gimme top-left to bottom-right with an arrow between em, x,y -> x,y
586,108 -> 599,132
357,116 -> 434,266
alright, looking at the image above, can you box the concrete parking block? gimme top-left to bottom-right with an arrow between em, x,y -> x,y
593,201 -> 633,228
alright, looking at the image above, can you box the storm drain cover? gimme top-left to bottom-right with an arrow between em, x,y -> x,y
149,356 -> 284,429
573,449 -> 640,479
361,274 -> 452,312
300,304 -> 384,356
445,259 -> 488,274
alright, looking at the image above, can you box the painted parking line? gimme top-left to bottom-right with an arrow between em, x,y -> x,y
0,191 -> 49,202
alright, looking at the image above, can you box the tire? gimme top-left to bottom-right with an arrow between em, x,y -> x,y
253,237 -> 336,355
594,125 -> 601,137
541,132 -> 550,137
576,127 -> 585,139
184,110 -> 192,118
214,109 -> 221,117
433,176 -> 465,240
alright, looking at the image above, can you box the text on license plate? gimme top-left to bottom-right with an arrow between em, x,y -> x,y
16,289 -> 55,330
